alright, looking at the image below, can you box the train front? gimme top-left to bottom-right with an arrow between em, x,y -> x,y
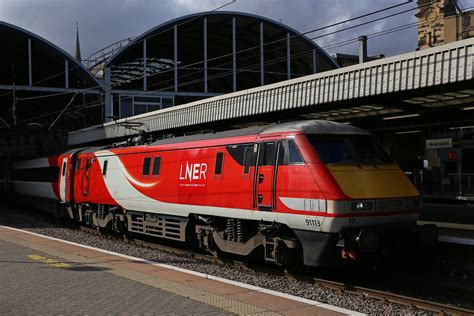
300,125 -> 437,264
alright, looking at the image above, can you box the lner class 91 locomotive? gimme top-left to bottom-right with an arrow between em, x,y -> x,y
7,120 -> 436,267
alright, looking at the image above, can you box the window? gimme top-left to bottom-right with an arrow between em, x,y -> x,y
75,159 -> 81,170
162,97 -> 174,109
62,162 -> 66,176
260,142 -> 276,166
112,95 -> 120,119
85,159 -> 91,171
152,157 -> 161,176
215,152 -> 224,175
102,160 -> 108,176
243,146 -> 254,174
11,167 -> 60,183
120,96 -> 133,118
288,140 -> 304,164
133,96 -> 164,116
134,104 -> 147,115
307,135 -> 392,164
278,140 -> 304,165
142,158 -> 151,175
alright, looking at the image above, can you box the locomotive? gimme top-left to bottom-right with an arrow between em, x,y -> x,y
5,120 -> 436,267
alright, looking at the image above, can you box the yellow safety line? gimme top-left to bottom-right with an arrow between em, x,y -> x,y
27,254 -> 72,268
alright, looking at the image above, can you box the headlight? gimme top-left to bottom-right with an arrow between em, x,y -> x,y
351,201 -> 374,212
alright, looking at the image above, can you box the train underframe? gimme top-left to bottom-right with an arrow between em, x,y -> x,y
66,201 -> 438,267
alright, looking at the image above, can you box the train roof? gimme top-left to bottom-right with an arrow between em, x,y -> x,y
261,120 -> 369,135
149,120 -> 369,146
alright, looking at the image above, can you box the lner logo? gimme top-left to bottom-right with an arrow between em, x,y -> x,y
179,162 -> 208,182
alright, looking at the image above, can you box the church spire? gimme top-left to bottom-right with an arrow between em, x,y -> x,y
75,22 -> 82,63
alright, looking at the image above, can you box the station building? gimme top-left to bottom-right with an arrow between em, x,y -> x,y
413,0 -> 474,198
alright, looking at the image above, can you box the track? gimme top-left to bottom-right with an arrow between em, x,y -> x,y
314,278 -> 474,316
78,226 -> 474,316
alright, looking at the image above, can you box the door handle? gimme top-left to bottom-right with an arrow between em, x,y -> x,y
258,194 -> 263,203
258,174 -> 264,183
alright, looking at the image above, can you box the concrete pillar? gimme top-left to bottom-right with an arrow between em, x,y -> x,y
143,38 -> 147,91
359,35 -> 368,64
312,49 -> 318,74
174,25 -> 178,92
260,22 -> 264,86
204,18 -> 208,93
64,60 -> 69,88
232,17 -> 237,92
28,38 -> 32,86
287,33 -> 291,80
104,67 -> 112,122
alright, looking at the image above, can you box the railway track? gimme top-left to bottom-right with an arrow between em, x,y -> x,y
77,225 -> 474,316
314,278 -> 474,316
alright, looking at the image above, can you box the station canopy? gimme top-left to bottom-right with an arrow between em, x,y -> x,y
0,21 -> 101,133
105,12 -> 338,118
0,21 -> 101,162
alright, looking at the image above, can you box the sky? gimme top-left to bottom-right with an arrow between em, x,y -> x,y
1,0 -> 474,60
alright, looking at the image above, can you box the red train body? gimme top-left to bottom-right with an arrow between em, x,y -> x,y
7,121 -> 436,266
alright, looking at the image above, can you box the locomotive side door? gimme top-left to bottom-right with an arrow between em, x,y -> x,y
81,157 -> 92,196
255,142 -> 278,211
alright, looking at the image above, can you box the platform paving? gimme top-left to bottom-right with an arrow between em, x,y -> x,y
0,239 -> 234,315
0,226 -> 353,315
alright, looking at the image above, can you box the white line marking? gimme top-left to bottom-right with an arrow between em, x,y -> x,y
439,235 -> 474,246
1,225 -> 364,315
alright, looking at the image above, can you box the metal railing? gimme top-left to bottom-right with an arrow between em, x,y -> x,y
83,37 -> 136,70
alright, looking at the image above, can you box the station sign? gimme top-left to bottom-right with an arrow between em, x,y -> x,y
426,138 -> 452,149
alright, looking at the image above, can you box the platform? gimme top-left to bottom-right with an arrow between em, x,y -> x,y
0,226 -> 358,315
418,220 -> 474,246
421,202 -> 474,225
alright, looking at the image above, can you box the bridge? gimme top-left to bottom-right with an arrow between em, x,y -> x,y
69,37 -> 474,146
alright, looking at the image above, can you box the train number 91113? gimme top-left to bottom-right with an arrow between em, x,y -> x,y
305,218 -> 321,227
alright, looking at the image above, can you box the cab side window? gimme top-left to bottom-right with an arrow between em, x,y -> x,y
215,152 -> 224,175
288,140 -> 304,164
278,140 -> 304,165
243,145 -> 254,174
260,142 -> 276,166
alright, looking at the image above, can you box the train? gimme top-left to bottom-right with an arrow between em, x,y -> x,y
3,120 -> 437,267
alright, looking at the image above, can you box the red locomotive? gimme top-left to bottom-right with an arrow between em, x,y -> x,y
6,120 -> 436,266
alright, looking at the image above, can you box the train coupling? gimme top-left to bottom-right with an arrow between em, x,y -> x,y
341,249 -> 359,261
339,228 -> 380,259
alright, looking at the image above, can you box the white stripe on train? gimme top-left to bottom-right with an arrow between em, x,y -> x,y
95,151 -> 418,234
